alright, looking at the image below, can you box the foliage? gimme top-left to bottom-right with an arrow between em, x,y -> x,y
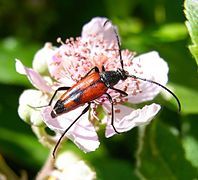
0,0 -> 197,179
184,0 -> 198,65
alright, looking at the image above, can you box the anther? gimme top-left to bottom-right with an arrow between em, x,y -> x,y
57,37 -> 64,45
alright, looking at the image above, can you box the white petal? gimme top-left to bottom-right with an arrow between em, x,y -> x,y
124,51 -> 169,103
81,17 -> 118,45
42,106 -> 100,152
15,59 -> 52,93
104,103 -> 161,138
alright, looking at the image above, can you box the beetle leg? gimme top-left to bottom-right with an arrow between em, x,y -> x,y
105,93 -> 120,134
28,86 -> 71,109
48,87 -> 71,106
82,66 -> 99,78
109,87 -> 128,97
52,103 -> 91,158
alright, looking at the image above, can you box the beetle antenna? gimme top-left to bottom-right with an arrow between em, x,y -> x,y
127,74 -> 181,112
103,20 -> 124,70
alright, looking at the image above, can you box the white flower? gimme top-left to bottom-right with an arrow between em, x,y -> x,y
16,17 -> 168,153
50,151 -> 96,180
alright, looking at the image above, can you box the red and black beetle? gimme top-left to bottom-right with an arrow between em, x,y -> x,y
41,20 -> 181,157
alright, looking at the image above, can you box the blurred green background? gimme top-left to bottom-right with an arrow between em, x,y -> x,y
0,0 -> 198,179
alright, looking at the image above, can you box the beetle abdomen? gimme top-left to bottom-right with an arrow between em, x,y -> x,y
56,72 -> 108,115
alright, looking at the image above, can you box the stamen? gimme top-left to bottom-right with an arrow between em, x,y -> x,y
57,37 -> 65,45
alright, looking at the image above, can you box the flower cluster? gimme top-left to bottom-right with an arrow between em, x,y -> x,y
16,17 -> 168,153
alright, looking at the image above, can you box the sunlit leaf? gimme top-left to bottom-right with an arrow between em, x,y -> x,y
184,0 -> 198,65
152,23 -> 188,42
136,121 -> 198,179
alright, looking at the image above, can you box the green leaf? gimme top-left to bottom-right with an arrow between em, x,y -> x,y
184,0 -> 198,65
183,136 -> 198,168
0,127 -> 48,169
189,45 -> 198,63
92,158 -> 139,180
152,23 -> 188,42
170,83 -> 198,114
136,121 -> 198,179
0,37 -> 40,85
105,0 -> 137,18
182,114 -> 198,169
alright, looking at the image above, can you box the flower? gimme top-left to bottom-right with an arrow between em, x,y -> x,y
16,17 -> 168,153
36,151 -> 96,180
50,151 -> 96,180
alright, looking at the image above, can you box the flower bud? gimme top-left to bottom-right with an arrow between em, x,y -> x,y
32,43 -> 56,75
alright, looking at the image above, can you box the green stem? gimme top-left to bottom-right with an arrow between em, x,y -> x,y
0,154 -> 20,180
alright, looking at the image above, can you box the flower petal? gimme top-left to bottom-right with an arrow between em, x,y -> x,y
15,59 -> 52,93
123,51 -> 169,103
81,17 -> 118,45
103,103 -> 161,138
42,106 -> 100,152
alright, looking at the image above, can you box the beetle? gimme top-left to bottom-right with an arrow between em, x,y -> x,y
41,20 -> 181,158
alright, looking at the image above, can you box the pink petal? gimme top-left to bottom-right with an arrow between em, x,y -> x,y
15,59 -> 52,93
103,103 -> 161,138
46,46 -> 77,86
122,51 -> 169,103
47,48 -> 63,79
42,106 -> 100,152
81,17 -> 118,45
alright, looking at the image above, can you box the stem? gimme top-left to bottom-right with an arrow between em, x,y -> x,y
35,149 -> 55,180
0,154 -> 21,180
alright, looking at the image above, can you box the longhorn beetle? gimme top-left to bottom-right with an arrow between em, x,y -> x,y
41,20 -> 181,158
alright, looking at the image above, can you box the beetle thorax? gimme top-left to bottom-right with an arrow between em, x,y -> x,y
100,68 -> 127,87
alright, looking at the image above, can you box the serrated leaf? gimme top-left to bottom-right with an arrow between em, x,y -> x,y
189,44 -> 198,62
136,121 -> 198,179
184,0 -> 198,65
